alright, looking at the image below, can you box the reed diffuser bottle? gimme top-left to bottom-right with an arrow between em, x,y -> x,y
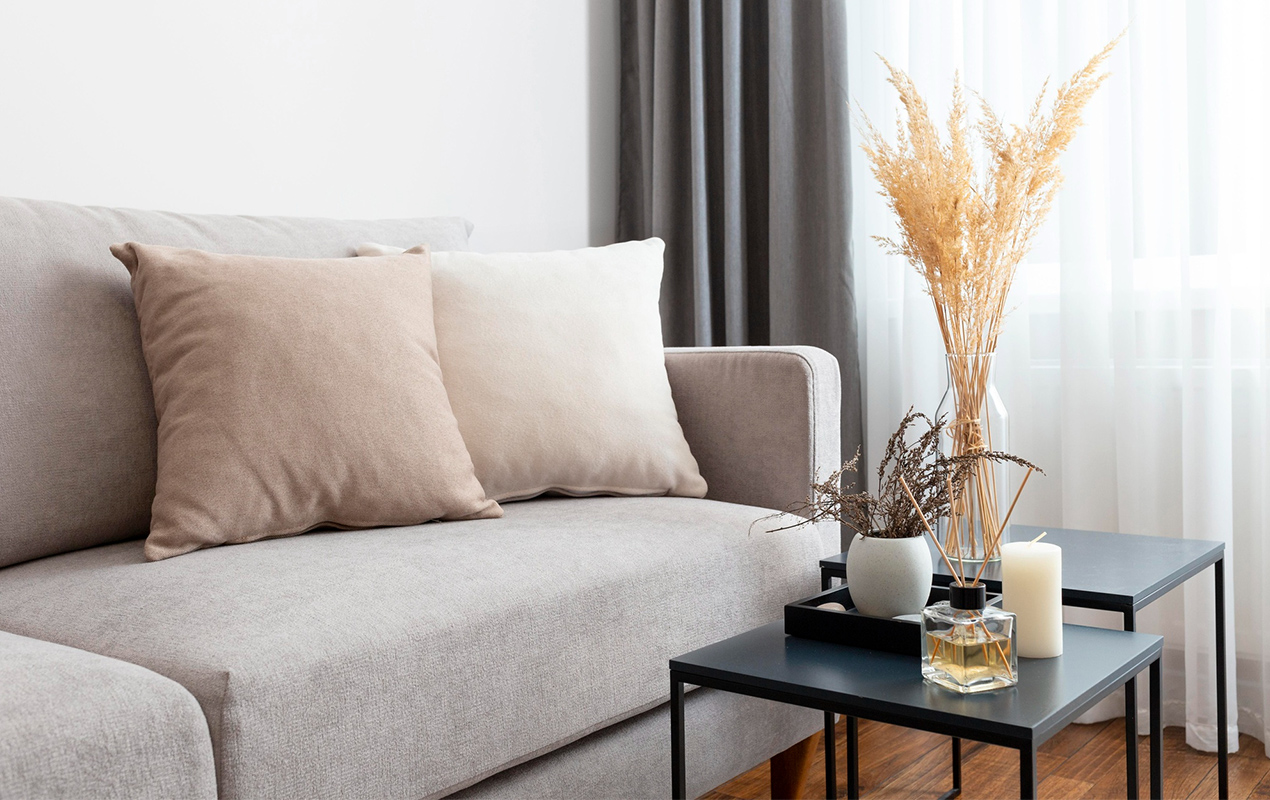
921,583 -> 1017,694
893,419 -> 1034,694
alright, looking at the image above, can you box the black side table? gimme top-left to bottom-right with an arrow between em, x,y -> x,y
670,621 -> 1163,800
820,525 -> 1227,798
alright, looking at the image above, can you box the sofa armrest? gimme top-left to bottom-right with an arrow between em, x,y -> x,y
0,631 -> 217,800
665,346 -> 841,515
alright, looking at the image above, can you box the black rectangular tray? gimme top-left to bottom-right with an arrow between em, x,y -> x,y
784,584 -> 1002,657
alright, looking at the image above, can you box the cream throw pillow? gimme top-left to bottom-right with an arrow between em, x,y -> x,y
113,242 -> 501,561
358,239 -> 707,502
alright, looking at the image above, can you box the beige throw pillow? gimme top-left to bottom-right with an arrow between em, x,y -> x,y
113,242 -> 500,561
356,239 -> 707,502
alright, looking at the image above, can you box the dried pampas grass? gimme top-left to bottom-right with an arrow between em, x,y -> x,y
859,34 -> 1120,356
857,35 -> 1120,558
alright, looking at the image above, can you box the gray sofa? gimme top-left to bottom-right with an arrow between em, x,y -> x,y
0,197 -> 841,799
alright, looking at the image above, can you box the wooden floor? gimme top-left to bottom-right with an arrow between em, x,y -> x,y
704,719 -> 1270,800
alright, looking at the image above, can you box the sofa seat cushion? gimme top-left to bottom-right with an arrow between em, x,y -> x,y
0,497 -> 831,800
0,630 -> 216,800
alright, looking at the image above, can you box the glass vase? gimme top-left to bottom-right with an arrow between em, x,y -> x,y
921,583 -> 1017,694
935,353 -> 1010,562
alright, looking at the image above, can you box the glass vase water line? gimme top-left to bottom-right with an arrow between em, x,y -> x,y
935,352 -> 1010,562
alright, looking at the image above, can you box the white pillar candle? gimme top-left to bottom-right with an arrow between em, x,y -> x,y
1001,540 -> 1063,658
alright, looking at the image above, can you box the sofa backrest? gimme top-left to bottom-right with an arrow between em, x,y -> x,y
0,197 -> 474,568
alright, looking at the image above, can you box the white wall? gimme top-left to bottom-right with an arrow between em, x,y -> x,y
0,1 -> 617,252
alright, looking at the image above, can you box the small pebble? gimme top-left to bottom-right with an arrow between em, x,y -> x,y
818,602 -> 848,613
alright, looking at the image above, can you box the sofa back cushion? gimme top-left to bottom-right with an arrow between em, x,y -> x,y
114,242 -> 500,561
0,197 -> 473,568
358,239 -> 707,502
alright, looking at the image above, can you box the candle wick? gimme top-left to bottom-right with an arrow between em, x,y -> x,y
1029,531 -> 1048,545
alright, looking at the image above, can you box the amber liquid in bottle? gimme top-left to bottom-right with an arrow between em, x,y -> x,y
921,598 -> 1018,694
926,626 -> 1014,690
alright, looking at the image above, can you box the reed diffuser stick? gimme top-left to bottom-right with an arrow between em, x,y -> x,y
995,467 -> 1034,536
899,474 -> 964,585
948,475 -> 965,580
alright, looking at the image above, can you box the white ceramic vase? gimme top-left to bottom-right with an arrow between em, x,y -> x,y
845,533 -> 934,618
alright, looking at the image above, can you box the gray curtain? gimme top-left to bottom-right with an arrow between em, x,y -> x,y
618,0 -> 864,474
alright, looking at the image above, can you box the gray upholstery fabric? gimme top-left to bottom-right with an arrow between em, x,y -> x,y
666,346 -> 843,546
0,630 -> 216,800
454,687 -> 822,800
0,497 -> 833,800
0,196 -> 474,568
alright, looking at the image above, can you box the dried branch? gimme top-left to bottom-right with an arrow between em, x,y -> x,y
778,409 -> 960,539
772,410 -> 1045,545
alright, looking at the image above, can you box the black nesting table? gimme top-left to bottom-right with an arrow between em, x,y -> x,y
670,621 -> 1162,800
820,524 -> 1227,798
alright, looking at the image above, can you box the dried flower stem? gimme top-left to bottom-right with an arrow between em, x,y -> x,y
776,410 -> 970,539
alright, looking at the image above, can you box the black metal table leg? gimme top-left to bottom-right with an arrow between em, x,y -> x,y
936,737 -> 963,800
825,711 -> 837,799
822,570 -> 832,591
671,676 -> 686,800
846,715 -> 859,800
1216,557 -> 1229,799
1151,656 -> 1163,800
1123,609 -> 1139,799
1020,745 -> 1037,800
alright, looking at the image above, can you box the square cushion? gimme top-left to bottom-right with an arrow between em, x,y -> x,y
0,497 -> 833,799
112,242 -> 499,560
358,239 -> 707,502
0,197 -> 474,569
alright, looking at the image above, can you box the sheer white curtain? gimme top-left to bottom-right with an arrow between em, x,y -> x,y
848,0 -> 1268,753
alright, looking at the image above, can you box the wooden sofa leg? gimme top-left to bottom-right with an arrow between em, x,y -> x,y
770,731 -> 822,799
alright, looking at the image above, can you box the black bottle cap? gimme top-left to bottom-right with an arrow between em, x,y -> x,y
948,582 -> 987,610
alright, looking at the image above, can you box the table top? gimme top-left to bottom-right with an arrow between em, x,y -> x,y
670,621 -> 1162,747
819,525 -> 1224,611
